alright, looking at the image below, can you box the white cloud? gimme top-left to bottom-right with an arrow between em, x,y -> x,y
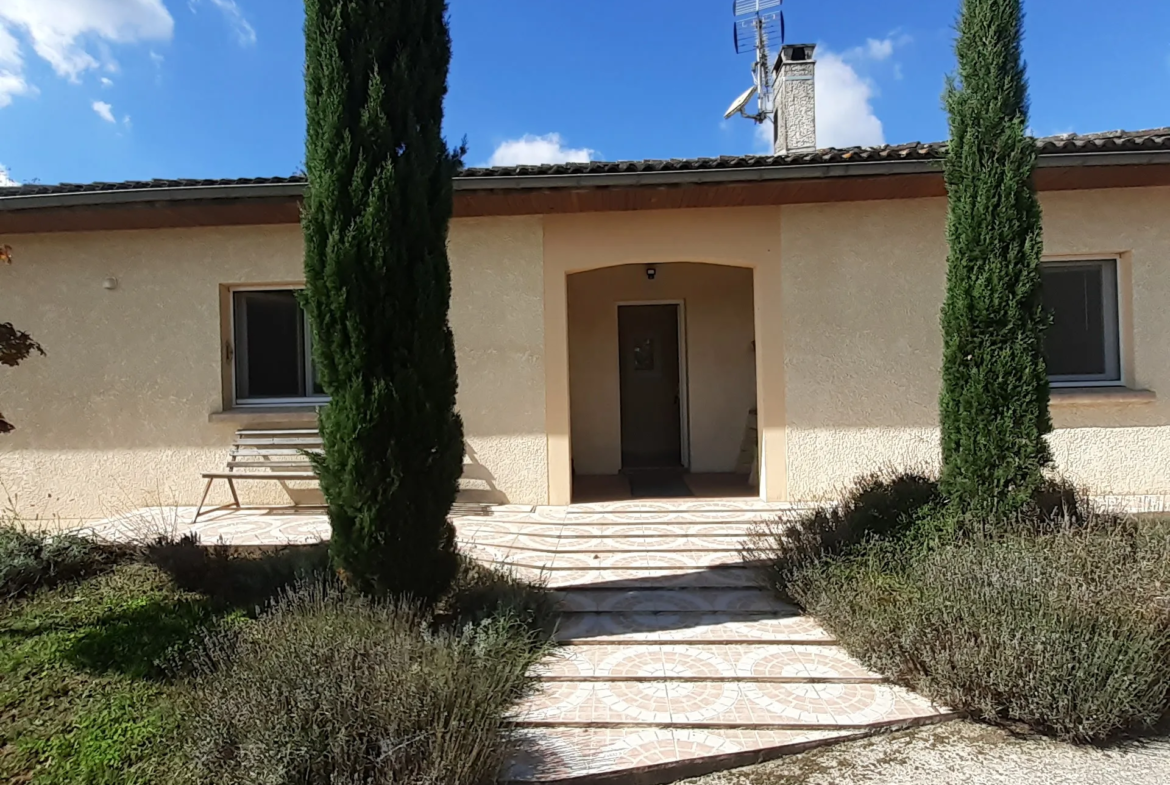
861,38 -> 894,61
92,100 -> 114,122
0,164 -> 18,186
0,0 -> 173,81
100,76 -> 113,87
754,34 -> 909,153
0,70 -> 31,107
487,133 -> 596,167
0,21 -> 21,68
815,49 -> 885,149
190,0 -> 257,46
0,23 -> 30,106
814,34 -> 913,148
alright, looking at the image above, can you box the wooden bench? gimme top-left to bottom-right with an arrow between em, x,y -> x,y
195,428 -> 323,520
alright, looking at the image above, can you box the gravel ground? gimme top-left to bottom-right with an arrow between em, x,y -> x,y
675,721 -> 1170,785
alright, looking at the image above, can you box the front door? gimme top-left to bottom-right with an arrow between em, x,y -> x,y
618,304 -> 683,469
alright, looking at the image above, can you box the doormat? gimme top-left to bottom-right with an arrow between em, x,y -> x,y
627,472 -> 694,499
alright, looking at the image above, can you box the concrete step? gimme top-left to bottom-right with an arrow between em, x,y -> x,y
464,547 -> 750,570
553,588 -> 779,613
502,725 -> 866,785
470,507 -> 952,785
510,679 -> 943,730
553,611 -> 829,644
533,643 -> 880,682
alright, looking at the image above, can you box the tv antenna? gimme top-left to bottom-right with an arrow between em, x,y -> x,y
724,0 -> 785,122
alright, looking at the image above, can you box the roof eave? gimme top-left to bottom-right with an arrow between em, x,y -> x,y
0,182 -> 306,212
0,148 -> 1166,212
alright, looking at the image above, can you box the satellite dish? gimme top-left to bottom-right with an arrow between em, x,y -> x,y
728,0 -> 783,124
723,85 -> 758,119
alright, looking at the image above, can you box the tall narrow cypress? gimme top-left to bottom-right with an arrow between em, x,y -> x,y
301,0 -> 463,601
939,0 -> 1052,525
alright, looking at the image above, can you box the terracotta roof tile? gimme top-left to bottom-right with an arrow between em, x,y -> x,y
0,128 -> 1166,199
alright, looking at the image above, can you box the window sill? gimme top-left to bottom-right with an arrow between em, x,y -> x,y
1050,387 -> 1156,406
208,406 -> 321,425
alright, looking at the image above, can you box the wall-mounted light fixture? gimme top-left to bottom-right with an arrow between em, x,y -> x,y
645,265 -> 657,281
102,277 -> 118,291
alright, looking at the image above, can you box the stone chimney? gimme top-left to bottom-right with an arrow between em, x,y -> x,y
772,43 -> 817,155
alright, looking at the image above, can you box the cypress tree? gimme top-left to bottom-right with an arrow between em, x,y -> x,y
939,0 -> 1052,526
301,0 -> 463,601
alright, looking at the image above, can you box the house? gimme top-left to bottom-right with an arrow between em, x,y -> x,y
1,48 -> 1168,522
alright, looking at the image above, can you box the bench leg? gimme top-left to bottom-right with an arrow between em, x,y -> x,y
226,478 -> 241,509
193,478 -> 215,522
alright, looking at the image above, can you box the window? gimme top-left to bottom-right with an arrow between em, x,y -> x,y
232,289 -> 324,404
1040,260 -> 1121,386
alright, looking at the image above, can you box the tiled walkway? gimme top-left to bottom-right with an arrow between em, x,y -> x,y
79,501 -> 952,783
459,501 -> 953,784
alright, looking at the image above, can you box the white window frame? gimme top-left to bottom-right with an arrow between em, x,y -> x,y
230,284 -> 329,407
1041,257 -> 1123,388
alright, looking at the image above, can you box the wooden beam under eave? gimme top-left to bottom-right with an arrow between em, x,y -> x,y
0,198 -> 302,234
1033,162 -> 1170,192
452,172 -> 949,217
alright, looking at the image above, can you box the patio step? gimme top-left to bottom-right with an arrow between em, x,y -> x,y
466,511 -> 952,785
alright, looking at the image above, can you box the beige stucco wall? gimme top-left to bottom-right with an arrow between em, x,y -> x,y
0,217 -> 547,522
3,184 -> 1167,520
781,186 -> 1170,500
566,263 -> 756,475
447,217 -> 548,504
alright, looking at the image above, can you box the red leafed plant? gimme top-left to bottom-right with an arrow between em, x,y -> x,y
1,245 -> 44,434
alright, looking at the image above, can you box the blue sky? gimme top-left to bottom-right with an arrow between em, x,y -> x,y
0,0 -> 1166,185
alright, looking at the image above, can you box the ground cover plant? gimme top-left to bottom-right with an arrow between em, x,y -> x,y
0,526 -> 553,785
749,476 -> 1170,743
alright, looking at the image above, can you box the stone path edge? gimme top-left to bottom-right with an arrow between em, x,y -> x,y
501,715 -> 962,785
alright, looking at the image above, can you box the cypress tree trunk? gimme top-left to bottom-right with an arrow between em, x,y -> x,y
302,0 -> 463,602
939,0 -> 1052,527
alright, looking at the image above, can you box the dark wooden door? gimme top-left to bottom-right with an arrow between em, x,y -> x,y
618,304 -> 682,468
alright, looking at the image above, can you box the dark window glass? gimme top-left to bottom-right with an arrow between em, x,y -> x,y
233,290 -> 319,400
1041,261 -> 1119,382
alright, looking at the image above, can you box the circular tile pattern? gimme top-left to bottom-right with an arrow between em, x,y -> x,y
673,729 -> 744,758
743,682 -> 838,723
735,647 -> 810,679
810,682 -> 897,723
517,681 -> 594,721
597,646 -> 666,679
660,645 -> 735,679
665,681 -> 741,722
598,682 -> 672,723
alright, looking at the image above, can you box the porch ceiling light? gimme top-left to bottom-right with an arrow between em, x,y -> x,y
645,265 -> 657,280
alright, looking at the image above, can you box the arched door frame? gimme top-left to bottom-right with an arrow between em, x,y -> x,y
542,207 -> 787,505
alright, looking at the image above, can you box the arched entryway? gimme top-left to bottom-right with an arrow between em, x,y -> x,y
540,207 -> 787,507
566,262 -> 759,502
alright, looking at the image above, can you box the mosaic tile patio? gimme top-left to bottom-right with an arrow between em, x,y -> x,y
78,500 -> 953,783
468,505 -> 953,783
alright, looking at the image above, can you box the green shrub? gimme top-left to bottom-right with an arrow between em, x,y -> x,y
302,0 -> 464,603
143,534 -> 330,609
440,555 -> 558,638
791,514 -> 1170,742
938,0 -> 1053,525
176,580 -> 550,785
0,525 -> 124,598
746,470 -> 941,598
